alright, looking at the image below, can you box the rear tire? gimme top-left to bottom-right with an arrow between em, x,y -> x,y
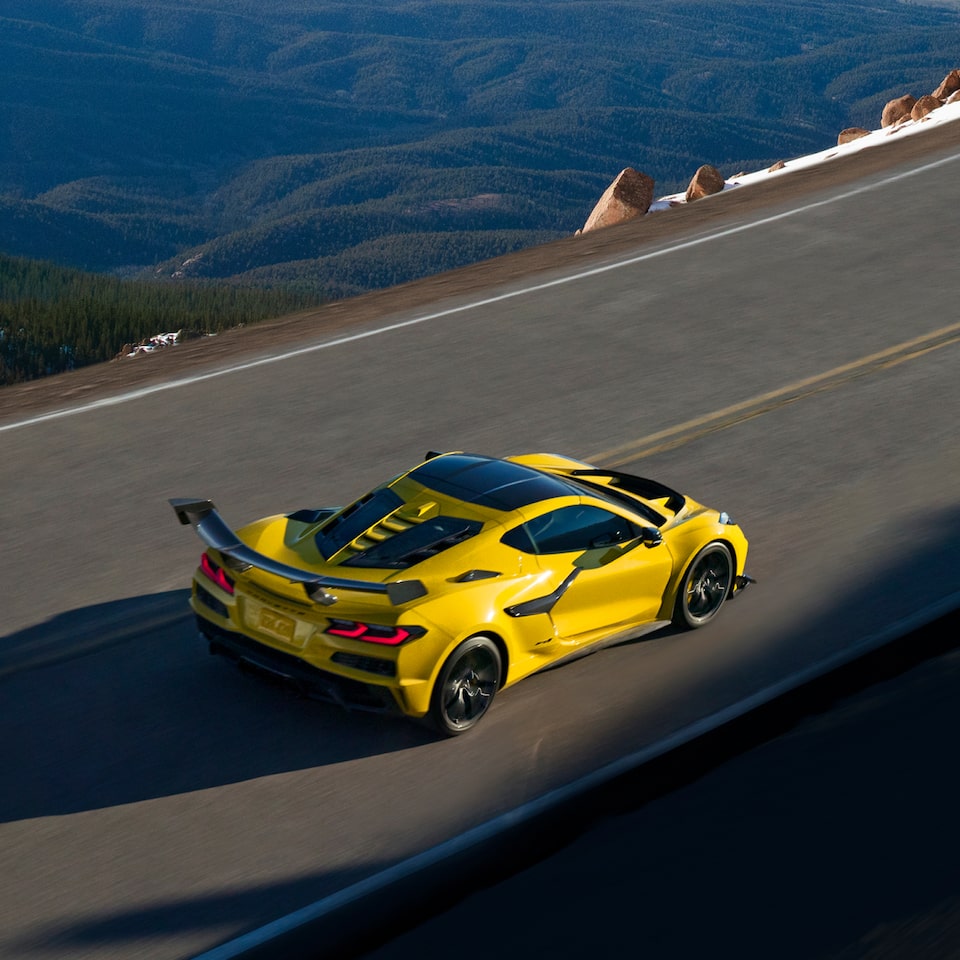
673,542 -> 733,629
428,635 -> 501,736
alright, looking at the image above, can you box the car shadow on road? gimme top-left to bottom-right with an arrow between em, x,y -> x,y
0,591 -> 435,824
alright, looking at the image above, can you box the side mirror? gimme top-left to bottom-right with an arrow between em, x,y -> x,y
641,527 -> 663,547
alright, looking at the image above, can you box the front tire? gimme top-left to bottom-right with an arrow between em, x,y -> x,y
673,542 -> 733,629
428,635 -> 501,736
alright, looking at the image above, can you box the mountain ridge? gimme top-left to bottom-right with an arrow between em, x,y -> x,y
3,0 -> 960,293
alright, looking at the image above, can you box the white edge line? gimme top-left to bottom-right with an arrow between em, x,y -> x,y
191,589 -> 960,960
4,148 -> 959,437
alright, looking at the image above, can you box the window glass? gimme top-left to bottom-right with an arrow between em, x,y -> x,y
315,487 -> 403,558
501,505 -> 639,555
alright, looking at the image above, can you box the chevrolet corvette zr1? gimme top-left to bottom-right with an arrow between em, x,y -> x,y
171,451 -> 752,735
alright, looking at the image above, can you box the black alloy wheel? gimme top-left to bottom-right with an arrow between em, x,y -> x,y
429,635 -> 501,736
674,542 -> 733,629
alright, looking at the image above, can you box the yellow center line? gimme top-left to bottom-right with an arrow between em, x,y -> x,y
588,321 -> 960,468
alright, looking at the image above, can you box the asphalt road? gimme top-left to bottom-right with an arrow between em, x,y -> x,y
1,119 -> 959,960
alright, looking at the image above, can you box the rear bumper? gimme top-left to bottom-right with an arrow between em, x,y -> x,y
197,616 -> 403,715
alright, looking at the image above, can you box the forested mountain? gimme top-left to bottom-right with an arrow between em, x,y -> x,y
0,254 -> 319,385
2,0 -> 960,298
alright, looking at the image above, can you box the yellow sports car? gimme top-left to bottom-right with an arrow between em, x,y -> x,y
171,451 -> 752,735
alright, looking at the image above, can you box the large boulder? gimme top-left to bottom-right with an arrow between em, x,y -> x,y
580,167 -> 655,233
932,69 -> 960,101
838,127 -> 870,145
881,94 -> 917,127
911,94 -> 942,121
685,164 -> 725,202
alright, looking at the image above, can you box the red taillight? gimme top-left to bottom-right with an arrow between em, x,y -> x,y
325,619 -> 424,646
200,553 -> 235,595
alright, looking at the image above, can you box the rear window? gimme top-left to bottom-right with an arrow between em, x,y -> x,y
316,488 -> 403,559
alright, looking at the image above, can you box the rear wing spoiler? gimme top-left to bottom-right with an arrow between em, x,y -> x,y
169,498 -> 427,606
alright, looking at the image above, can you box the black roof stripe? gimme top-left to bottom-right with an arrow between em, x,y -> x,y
408,454 -> 578,510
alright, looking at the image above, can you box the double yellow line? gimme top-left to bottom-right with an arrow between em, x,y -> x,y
589,321 -> 960,468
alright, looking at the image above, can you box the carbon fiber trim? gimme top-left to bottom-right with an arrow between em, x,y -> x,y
504,569 -> 581,617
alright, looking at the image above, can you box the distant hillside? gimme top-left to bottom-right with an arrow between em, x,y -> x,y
2,0 -> 960,295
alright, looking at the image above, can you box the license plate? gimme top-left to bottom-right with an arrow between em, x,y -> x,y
258,609 -> 298,644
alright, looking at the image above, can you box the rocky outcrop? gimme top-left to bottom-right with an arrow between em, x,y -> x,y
911,94 -> 942,121
579,167 -> 654,234
881,94 -> 916,128
685,164 -> 725,202
579,69 -> 959,236
838,127 -> 870,145
878,70 -> 960,129
932,69 -> 960,101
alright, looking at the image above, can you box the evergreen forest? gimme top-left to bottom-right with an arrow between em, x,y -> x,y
0,254 -> 319,385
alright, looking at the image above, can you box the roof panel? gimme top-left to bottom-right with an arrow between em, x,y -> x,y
408,454 -> 578,510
